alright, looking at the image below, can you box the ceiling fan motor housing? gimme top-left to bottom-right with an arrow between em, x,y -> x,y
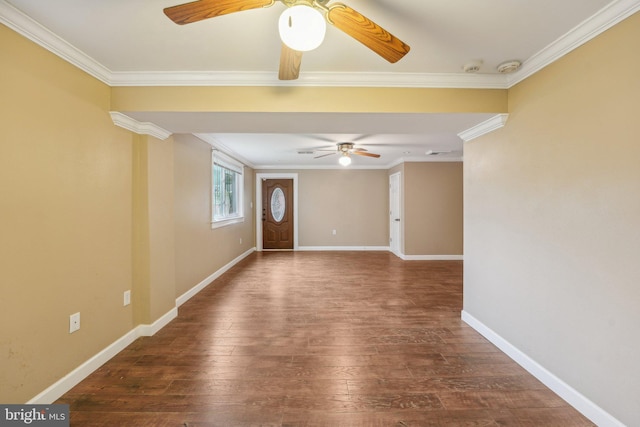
164,0 -> 411,80
338,142 -> 355,152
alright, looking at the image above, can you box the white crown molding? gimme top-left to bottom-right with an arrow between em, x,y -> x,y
0,0 -> 112,85
109,70 -> 509,89
458,114 -> 509,142
506,0 -> 640,88
400,155 -> 464,164
193,133 -> 257,169
385,155 -> 463,169
2,0 -> 638,89
0,0 -> 505,89
110,112 -> 172,140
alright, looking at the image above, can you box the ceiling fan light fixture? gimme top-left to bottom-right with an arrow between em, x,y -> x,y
339,154 -> 352,166
279,5 -> 326,52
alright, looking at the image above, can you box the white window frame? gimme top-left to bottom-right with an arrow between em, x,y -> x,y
211,150 -> 244,229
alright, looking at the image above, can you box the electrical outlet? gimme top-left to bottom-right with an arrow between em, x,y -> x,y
123,290 -> 131,306
332,229 -> 337,235
69,312 -> 80,333
239,237 -> 243,244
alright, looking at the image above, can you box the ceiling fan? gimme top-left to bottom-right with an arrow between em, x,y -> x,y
163,0 -> 411,80
313,142 -> 380,166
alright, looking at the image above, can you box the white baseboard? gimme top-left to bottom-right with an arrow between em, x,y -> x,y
297,246 -> 390,251
28,248 -> 257,404
400,254 -> 463,261
27,307 -> 177,405
297,247 -> 462,261
136,307 -> 178,337
461,310 -> 625,427
176,247 -> 255,307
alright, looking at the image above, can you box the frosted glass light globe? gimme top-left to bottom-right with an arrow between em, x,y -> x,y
339,155 -> 352,166
279,5 -> 326,52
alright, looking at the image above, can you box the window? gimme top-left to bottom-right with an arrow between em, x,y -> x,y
212,151 -> 244,228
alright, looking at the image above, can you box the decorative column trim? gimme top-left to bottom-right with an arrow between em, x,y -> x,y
458,114 -> 509,142
109,112 -> 172,140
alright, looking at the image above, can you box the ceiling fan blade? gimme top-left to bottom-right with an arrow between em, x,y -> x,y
164,0 -> 274,25
352,151 -> 381,158
314,152 -> 337,159
353,147 -> 368,152
279,43 -> 303,80
327,3 -> 410,63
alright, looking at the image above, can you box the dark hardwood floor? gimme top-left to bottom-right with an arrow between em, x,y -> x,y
57,251 -> 594,426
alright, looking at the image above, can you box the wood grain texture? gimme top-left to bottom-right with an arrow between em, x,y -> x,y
164,0 -> 274,25
57,251 -> 594,426
279,44 -> 303,80
327,4 -> 410,63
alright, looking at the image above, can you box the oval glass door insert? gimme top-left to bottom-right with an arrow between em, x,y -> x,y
271,187 -> 286,223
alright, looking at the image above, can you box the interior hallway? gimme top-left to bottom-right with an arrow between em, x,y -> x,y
57,251 -> 594,426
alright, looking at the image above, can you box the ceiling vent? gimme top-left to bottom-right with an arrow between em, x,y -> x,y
497,60 -> 522,74
463,60 -> 483,73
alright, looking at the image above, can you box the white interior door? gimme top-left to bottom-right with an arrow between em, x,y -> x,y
389,172 -> 401,256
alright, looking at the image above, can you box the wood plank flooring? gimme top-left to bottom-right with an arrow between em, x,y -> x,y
57,251 -> 595,426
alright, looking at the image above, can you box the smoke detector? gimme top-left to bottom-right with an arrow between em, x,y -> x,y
463,60 -> 483,73
497,60 -> 522,74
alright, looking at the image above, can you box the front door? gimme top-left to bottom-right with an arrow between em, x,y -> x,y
262,179 -> 294,250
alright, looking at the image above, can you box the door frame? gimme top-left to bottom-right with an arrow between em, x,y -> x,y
256,173 -> 299,251
389,171 -> 402,257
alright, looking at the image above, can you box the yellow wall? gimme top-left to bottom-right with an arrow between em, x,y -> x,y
132,135 -> 177,324
404,162 -> 463,256
112,86 -> 507,114
3,7 -> 638,423
0,24 -> 202,404
0,24 -> 134,403
464,12 -> 640,425
1,20 -> 480,403
173,135 -> 255,298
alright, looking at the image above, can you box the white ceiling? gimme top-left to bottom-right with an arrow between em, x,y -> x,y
2,0 -> 636,168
